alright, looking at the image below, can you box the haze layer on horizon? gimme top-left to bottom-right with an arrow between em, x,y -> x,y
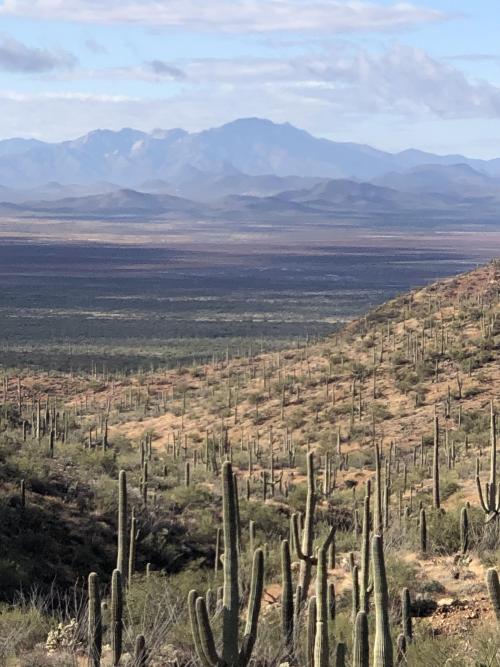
0,0 -> 499,158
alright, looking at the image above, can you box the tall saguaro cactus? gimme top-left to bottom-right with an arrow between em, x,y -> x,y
460,506 -> 469,554
401,587 -> 412,643
372,535 -> 393,667
353,610 -> 369,667
335,642 -> 346,667
292,452 -> 335,602
281,539 -> 294,657
476,405 -> 500,519
432,416 -> 440,510
111,569 -> 123,667
134,635 -> 147,667
360,488 -> 371,614
307,596 -> 317,667
486,568 -> 500,621
374,442 -> 383,535
116,470 -> 128,580
420,508 -> 427,554
189,461 -> 264,667
87,572 -> 102,667
128,511 -> 137,585
314,546 -> 329,667
298,451 -> 316,600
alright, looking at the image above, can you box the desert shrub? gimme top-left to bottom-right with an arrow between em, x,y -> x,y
407,623 -> 500,666
124,573 -> 182,659
371,402 -> 392,421
287,409 -> 306,429
19,649 -> 77,667
385,556 -> 418,601
427,509 -> 461,555
406,629 -> 463,666
440,479 -> 459,502
0,603 -> 51,664
239,501 -> 288,540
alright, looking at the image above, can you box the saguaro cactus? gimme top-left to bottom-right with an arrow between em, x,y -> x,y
486,568 -> 500,621
351,565 -> 360,622
116,470 -> 128,580
307,596 -> 317,667
460,506 -> 469,554
292,452 -> 335,602
297,451 -> 316,600
128,511 -> 137,585
20,479 -> 26,508
372,535 -> 393,667
214,527 -> 221,574
360,490 -> 371,614
281,539 -> 294,656
189,461 -> 264,667
353,610 -> 369,667
327,581 -> 336,625
433,416 -> 440,510
87,573 -> 102,667
374,442 -> 383,535
401,587 -> 412,643
111,569 -> 123,666
134,635 -> 147,667
314,546 -> 329,667
476,406 -> 500,519
335,642 -> 346,667
420,508 -> 427,555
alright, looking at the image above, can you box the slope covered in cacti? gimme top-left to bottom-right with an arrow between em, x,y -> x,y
1,260 -> 500,666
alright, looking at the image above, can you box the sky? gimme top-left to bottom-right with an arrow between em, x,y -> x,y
0,1 -> 499,157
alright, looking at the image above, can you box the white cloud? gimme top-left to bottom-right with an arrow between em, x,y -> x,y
0,34 -> 76,72
38,37 -> 500,122
175,45 -> 500,119
68,45 -> 500,120
303,45 -> 500,118
0,0 -> 446,33
2,44 -> 500,145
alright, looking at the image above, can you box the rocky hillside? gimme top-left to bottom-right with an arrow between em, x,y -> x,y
1,261 -> 500,666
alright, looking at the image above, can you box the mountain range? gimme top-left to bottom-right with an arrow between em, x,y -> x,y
1,175 -> 496,226
0,118 -> 499,222
1,117 -> 500,191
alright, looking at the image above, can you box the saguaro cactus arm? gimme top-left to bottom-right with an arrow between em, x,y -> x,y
188,590 -> 215,667
291,511 -> 335,566
476,467 -> 489,513
196,597 -> 223,667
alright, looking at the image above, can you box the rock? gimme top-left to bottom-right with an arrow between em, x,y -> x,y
412,595 -> 437,617
437,597 -> 455,607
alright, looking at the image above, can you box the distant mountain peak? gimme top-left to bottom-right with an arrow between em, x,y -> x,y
0,118 -> 499,189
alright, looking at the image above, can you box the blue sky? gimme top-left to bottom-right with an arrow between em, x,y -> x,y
0,0 -> 499,157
